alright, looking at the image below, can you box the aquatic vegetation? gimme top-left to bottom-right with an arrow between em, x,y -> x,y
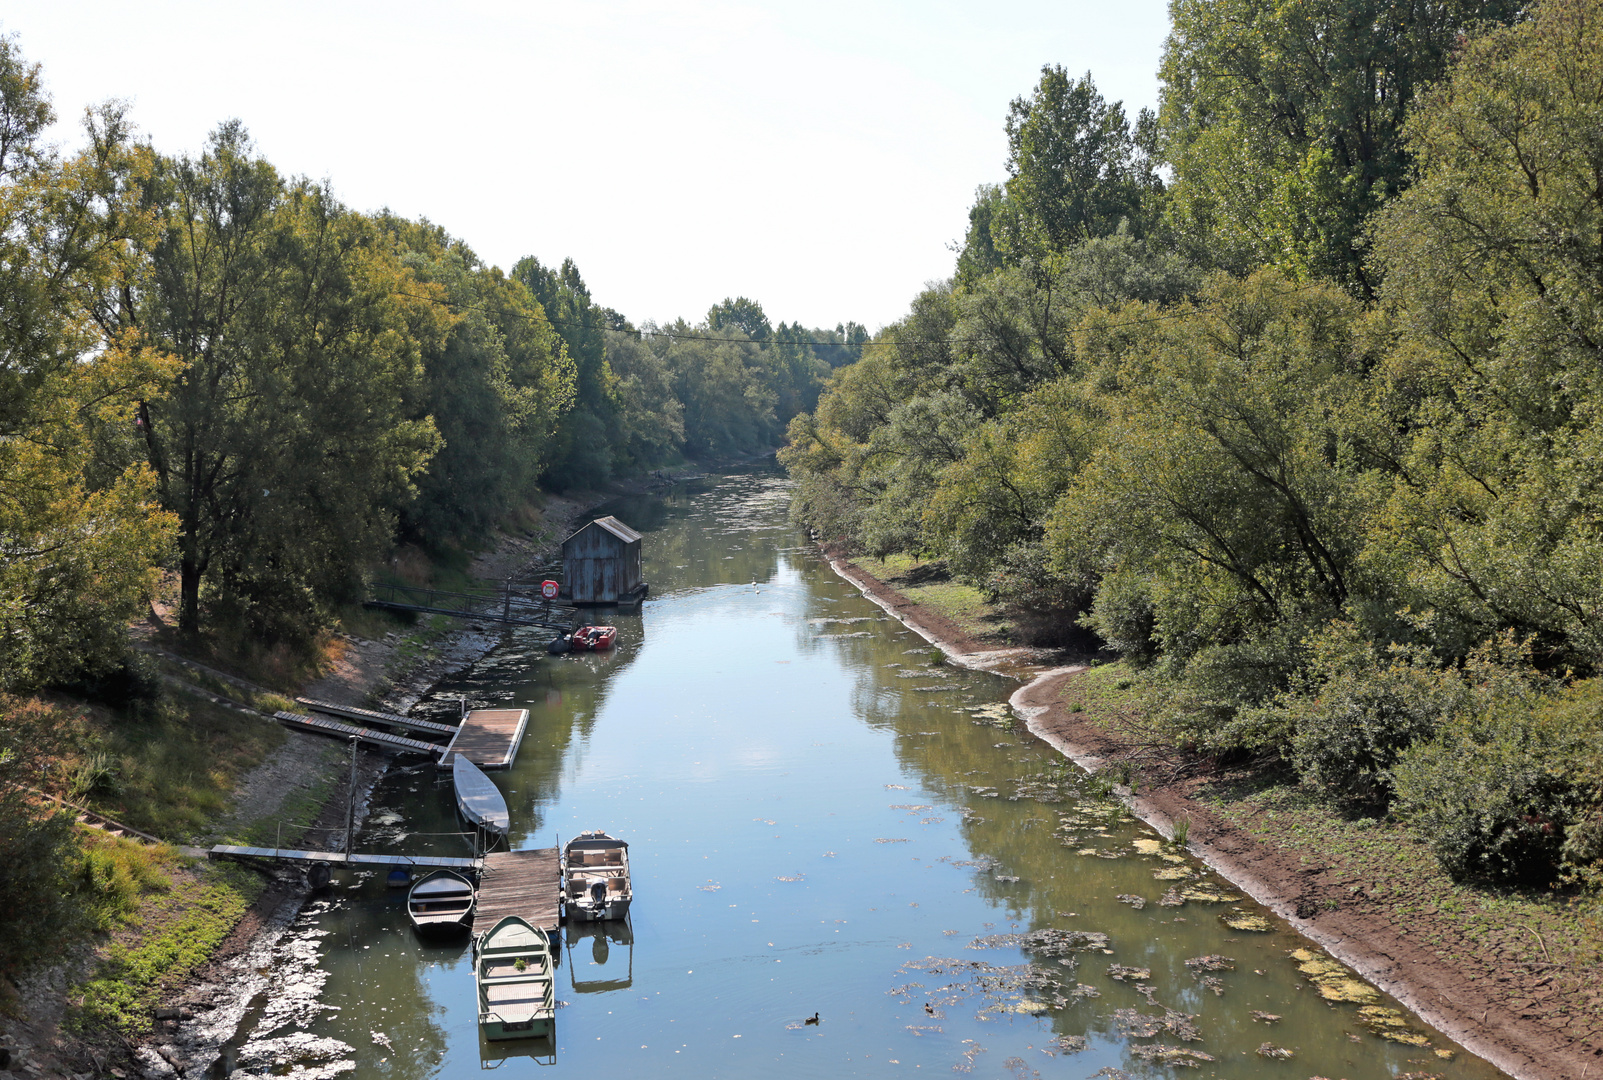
1130,1043 -> 1214,1066
1290,948 -> 1381,1004
1250,1010 -> 1281,1023
1116,894 -> 1146,909
1256,1041 -> 1295,1058
1179,882 -> 1241,903
1131,838 -> 1163,855
1221,909 -> 1274,931
1153,866 -> 1192,881
1183,954 -> 1234,971
1358,1005 -> 1433,1045
1112,1007 -> 1202,1040
1045,1034 -> 1087,1053
1107,965 -> 1150,981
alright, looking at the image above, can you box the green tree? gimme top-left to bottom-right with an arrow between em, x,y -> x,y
1002,67 -> 1156,256
1369,0 -> 1603,669
127,125 -> 439,641
1160,0 -> 1521,295
0,35 -> 174,689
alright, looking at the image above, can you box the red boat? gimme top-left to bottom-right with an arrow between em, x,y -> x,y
570,625 -> 617,651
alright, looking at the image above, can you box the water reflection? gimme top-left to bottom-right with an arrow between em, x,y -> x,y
232,468 -> 1510,1080
564,919 -> 634,993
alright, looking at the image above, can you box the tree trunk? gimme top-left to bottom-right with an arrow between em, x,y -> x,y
179,555 -> 202,639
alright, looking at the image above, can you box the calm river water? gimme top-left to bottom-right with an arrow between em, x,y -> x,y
235,469 -> 1511,1079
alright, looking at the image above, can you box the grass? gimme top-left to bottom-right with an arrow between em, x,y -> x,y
233,740 -> 347,849
70,686 -> 285,844
70,859 -> 262,1036
74,830 -> 177,931
848,554 -> 1011,642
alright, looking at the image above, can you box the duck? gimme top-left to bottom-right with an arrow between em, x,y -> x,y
803,1012 -> 819,1026
924,1003 -> 935,1016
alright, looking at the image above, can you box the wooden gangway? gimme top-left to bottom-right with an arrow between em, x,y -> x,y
273,711 -> 443,756
296,698 -> 459,739
365,582 -> 579,631
442,708 -> 530,770
475,848 -> 561,932
208,844 -> 479,870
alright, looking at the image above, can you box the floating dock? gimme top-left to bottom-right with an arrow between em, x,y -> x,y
274,711 -> 444,756
475,848 -> 562,932
441,708 -> 529,770
295,698 -> 460,739
208,844 -> 479,870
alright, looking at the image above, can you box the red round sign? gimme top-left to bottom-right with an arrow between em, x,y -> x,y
540,580 -> 559,600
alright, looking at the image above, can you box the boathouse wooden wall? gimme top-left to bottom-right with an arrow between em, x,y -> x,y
561,516 -> 643,604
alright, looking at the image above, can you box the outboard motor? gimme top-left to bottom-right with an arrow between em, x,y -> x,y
589,880 -> 607,907
547,634 -> 570,655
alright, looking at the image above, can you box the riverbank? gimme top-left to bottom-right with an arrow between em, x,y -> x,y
821,548 -> 1603,1080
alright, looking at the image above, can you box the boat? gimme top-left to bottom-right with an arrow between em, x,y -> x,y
453,754 -> 510,837
563,830 -> 632,921
569,625 -> 617,651
475,916 -> 556,1040
406,868 -> 476,935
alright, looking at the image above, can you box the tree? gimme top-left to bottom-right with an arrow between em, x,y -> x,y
1369,0 -> 1603,669
1160,0 -> 1522,295
0,35 -> 174,688
1003,67 -> 1156,256
126,125 -> 438,642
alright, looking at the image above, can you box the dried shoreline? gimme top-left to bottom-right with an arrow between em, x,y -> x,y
821,546 -> 1597,1080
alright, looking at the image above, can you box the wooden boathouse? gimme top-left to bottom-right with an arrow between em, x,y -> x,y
561,516 -> 646,605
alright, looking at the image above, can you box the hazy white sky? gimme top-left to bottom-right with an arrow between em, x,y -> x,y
7,1 -> 1171,331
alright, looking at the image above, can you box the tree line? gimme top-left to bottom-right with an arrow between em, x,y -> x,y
784,0 -> 1603,887
0,33 -> 864,690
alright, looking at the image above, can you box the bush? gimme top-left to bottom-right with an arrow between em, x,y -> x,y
1393,702 -> 1592,886
1285,630 -> 1468,812
51,652 -> 163,721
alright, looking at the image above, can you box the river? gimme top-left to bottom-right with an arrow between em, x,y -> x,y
223,468 -> 1511,1080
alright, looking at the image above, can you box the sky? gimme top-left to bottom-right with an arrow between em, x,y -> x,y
6,1 -> 1172,332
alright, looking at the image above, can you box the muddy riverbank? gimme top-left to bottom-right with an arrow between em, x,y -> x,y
822,548 -> 1603,1080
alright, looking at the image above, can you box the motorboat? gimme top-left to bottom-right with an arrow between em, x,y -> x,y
406,869 -> 475,935
475,916 -> 556,1040
563,830 -> 631,921
569,625 -> 617,651
453,753 -> 509,837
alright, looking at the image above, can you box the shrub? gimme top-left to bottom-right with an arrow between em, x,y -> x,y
1285,631 -> 1468,812
1393,701 -> 1592,886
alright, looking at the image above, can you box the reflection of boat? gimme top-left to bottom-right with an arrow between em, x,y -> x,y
563,918 -> 633,992
475,916 -> 556,1040
563,831 -> 631,921
407,869 -> 475,935
569,625 -> 617,651
479,1033 -> 556,1069
453,754 -> 509,836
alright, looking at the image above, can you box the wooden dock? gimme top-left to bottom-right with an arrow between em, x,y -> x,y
274,711 -> 443,756
208,844 -> 479,870
295,698 -> 459,739
474,848 -> 561,932
442,708 -> 529,770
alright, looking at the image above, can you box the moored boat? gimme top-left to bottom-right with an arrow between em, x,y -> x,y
453,753 -> 509,836
563,830 -> 631,921
475,916 -> 556,1040
570,625 -> 617,651
407,868 -> 475,935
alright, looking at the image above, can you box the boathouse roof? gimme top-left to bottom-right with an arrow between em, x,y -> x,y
563,515 -> 642,547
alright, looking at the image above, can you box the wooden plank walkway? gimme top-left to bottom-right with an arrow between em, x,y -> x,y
274,711 -> 443,756
208,844 -> 479,870
296,698 -> 459,738
441,708 -> 529,770
474,848 -> 561,932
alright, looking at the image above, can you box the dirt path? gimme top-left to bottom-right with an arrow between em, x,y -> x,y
824,549 -> 1601,1080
